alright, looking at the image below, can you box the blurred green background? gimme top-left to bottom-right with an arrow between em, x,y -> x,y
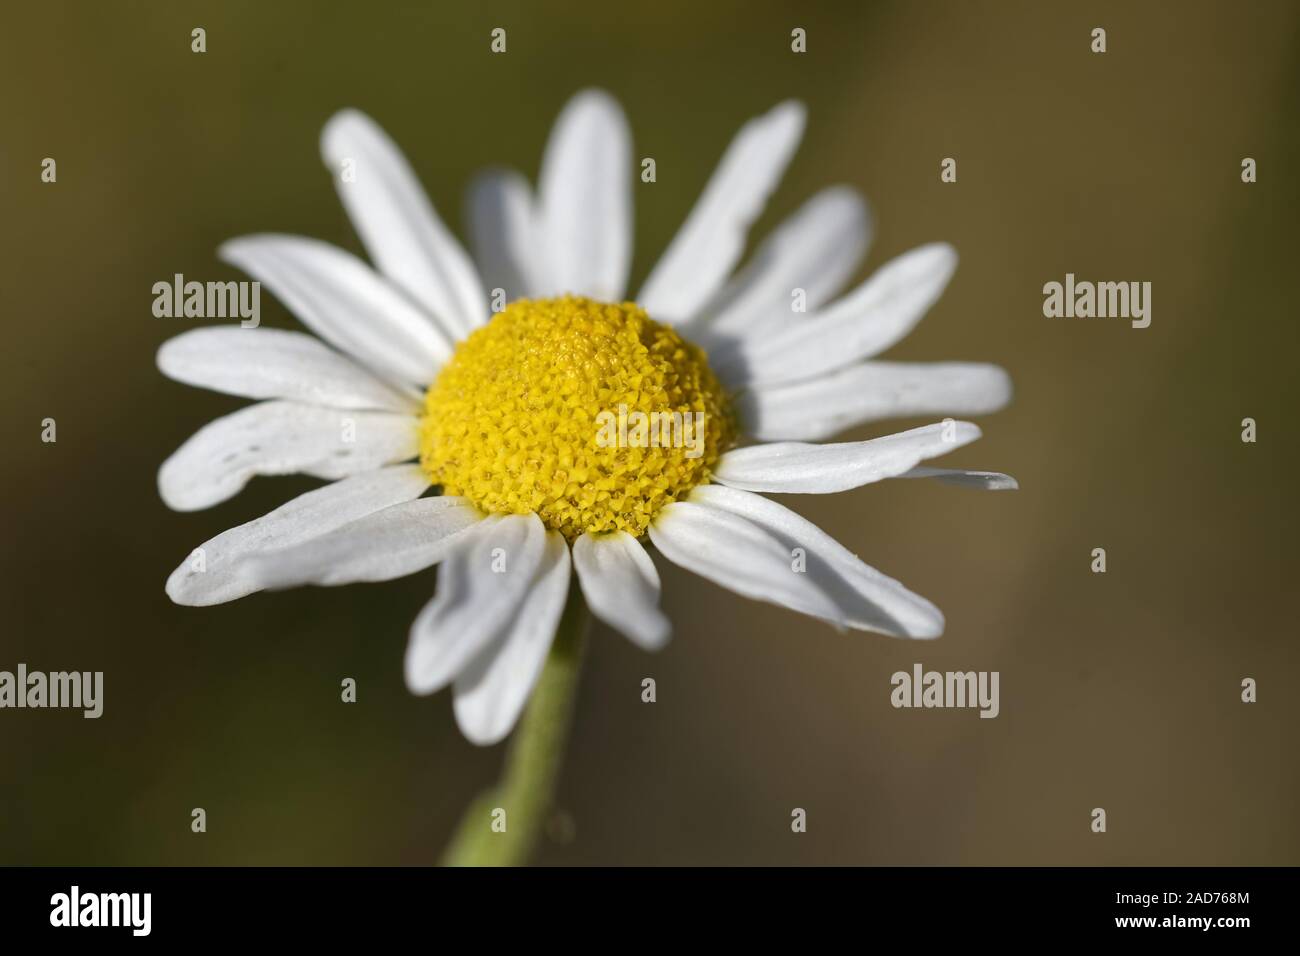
2,0 -> 1297,865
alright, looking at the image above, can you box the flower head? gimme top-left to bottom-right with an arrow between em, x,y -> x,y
420,295 -> 734,540
158,90 -> 1014,745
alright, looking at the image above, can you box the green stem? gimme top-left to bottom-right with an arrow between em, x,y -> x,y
441,580 -> 589,866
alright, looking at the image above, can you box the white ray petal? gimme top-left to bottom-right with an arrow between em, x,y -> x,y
165,465 -> 431,606
689,186 -> 870,341
715,242 -> 957,387
648,499 -> 842,625
321,109 -> 487,338
898,466 -> 1019,490
689,484 -> 943,638
537,89 -> 633,301
466,168 -> 541,303
739,361 -> 1012,442
405,513 -> 548,695
573,531 -> 670,651
220,234 -> 453,387
713,421 -> 981,494
158,401 -> 418,512
242,495 -> 484,590
157,327 -> 418,413
638,101 -> 806,323
454,531 -> 572,746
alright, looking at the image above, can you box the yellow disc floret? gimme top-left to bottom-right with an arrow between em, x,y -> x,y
421,296 -> 734,540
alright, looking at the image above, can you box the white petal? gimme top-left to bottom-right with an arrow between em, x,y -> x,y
220,234 -> 452,387
165,465 -> 430,606
573,531 -> 670,651
899,466 -> 1019,490
321,109 -> 487,338
158,401 -> 418,511
713,421 -> 980,494
537,89 -> 632,300
466,168 -> 541,302
638,101 -> 805,323
689,484 -> 943,638
157,327 -> 418,412
715,243 -> 957,387
453,531 -> 572,745
648,500 -> 842,625
740,361 -> 1012,442
688,186 -> 870,342
243,495 -> 484,589
405,513 -> 548,695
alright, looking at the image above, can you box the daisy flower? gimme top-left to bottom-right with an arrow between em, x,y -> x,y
158,89 -> 1014,749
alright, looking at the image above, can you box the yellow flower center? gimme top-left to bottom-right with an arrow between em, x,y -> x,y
421,296 -> 735,540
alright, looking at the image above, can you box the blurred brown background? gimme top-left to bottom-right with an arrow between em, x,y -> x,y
2,0 -> 1297,865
